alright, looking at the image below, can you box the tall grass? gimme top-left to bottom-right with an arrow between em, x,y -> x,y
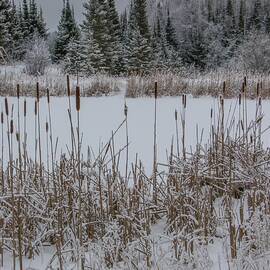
0,79 -> 270,269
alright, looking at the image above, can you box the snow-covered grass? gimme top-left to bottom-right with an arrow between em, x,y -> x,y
1,78 -> 270,269
0,64 -> 122,97
126,70 -> 270,98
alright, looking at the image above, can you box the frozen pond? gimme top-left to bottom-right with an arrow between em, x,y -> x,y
1,95 -> 269,174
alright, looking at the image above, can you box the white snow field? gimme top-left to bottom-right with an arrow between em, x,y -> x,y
1,94 -> 270,270
0,95 -> 270,174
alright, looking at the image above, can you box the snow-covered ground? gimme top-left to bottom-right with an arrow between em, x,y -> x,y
1,94 -> 270,269
1,94 -> 270,174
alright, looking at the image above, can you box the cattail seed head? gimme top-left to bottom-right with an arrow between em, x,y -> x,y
239,93 -> 242,105
1,112 -> 3,124
47,88 -> 50,104
17,84 -> 20,99
36,82 -> 40,102
259,97 -> 262,106
241,82 -> 245,93
10,120 -> 14,134
16,132 -> 20,142
76,86 -> 80,112
46,121 -> 49,133
34,101 -> 37,115
210,108 -> 213,119
124,103 -> 128,117
67,75 -> 71,97
223,81 -> 226,96
244,76 -> 247,87
24,99 -> 27,117
154,82 -> 158,99
257,82 -> 260,97
175,110 -> 178,121
184,95 -> 187,109
5,98 -> 8,116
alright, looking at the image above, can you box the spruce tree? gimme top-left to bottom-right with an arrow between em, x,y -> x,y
22,0 -> 30,39
165,8 -> 178,51
37,7 -> 48,38
0,0 -> 12,56
238,0 -> 245,35
53,0 -> 80,63
81,0 -> 106,74
107,0 -> 123,74
249,0 -> 263,30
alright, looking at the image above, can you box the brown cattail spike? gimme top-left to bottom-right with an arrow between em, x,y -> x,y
24,99 -> 27,117
10,120 -> 14,134
34,101 -> 37,115
223,81 -> 226,96
184,95 -> 187,109
256,82 -> 260,97
46,122 -> 49,133
124,103 -> 128,117
1,112 -> 3,124
175,110 -> 178,121
210,108 -> 213,119
67,75 -> 71,97
244,76 -> 247,87
154,82 -> 158,99
239,93 -> 242,105
5,98 -> 8,116
36,82 -> 40,102
17,84 -> 20,99
47,88 -> 50,104
76,86 -> 80,112
16,132 -> 20,142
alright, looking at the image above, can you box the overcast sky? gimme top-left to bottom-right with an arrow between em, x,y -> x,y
15,0 -> 129,31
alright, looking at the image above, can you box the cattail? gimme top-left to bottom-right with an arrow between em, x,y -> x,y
256,82 -> 260,97
124,103 -> 128,117
24,99 -> 26,117
222,81 -> 226,95
67,75 -> 71,97
47,88 -> 50,104
36,82 -> 40,102
5,98 -> 8,116
1,112 -> 3,124
259,97 -> 262,106
184,95 -> 187,109
10,120 -> 14,134
17,84 -> 20,99
46,122 -> 49,133
244,76 -> 247,87
16,132 -> 20,142
239,93 -> 242,105
210,108 -> 213,119
175,110 -> 178,121
34,101 -> 37,115
241,82 -> 245,93
76,86 -> 80,112
182,94 -> 185,106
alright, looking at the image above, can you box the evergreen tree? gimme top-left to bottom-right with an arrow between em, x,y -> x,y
37,7 -> 48,38
249,0 -> 263,30
81,0 -> 106,74
7,2 -> 24,59
0,0 -> 11,49
53,0 -> 80,63
238,0 -> 245,35
165,8 -> 178,50
107,0 -> 123,74
29,0 -> 38,35
22,0 -> 30,39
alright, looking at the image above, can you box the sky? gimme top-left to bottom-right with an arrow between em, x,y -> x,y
14,0 -> 129,32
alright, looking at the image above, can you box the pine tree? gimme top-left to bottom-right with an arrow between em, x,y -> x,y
22,0 -> 30,39
81,0 -> 106,74
53,0 -> 80,63
37,7 -> 48,38
107,0 -> 123,74
238,0 -> 245,35
249,0 -> 263,30
165,8 -> 178,50
29,0 -> 38,35
7,2 -> 24,60
64,35 -> 86,76
0,0 -> 12,54
125,0 -> 151,73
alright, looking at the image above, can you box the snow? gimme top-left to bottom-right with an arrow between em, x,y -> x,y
1,95 -> 270,175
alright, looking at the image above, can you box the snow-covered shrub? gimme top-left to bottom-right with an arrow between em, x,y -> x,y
236,32 -> 270,73
24,36 -> 50,76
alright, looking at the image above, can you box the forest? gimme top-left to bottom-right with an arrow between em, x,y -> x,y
1,0 -> 270,76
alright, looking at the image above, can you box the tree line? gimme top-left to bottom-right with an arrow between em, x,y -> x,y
1,0 -> 270,75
